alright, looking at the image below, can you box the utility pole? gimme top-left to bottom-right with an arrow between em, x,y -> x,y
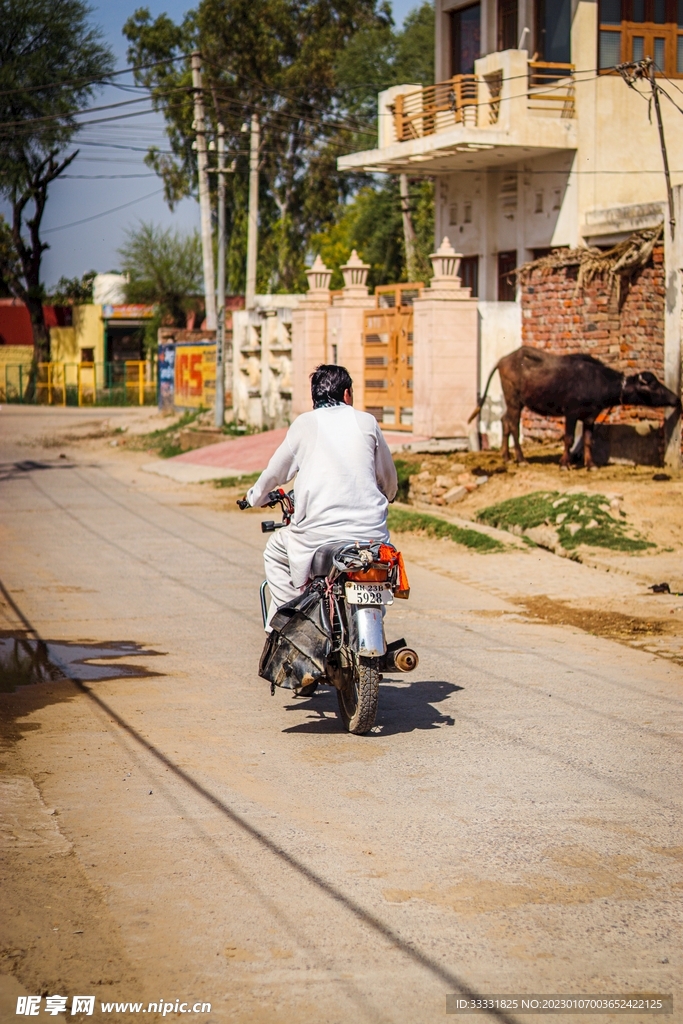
399,173 -> 418,281
648,60 -> 675,239
191,51 -> 217,329
617,57 -> 675,237
245,113 -> 260,310
214,122 -> 226,427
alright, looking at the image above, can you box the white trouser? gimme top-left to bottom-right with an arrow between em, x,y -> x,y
263,528 -> 304,629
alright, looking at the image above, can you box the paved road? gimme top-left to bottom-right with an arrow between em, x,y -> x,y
0,409 -> 681,1024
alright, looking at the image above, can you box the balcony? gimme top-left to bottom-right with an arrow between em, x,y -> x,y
338,50 -> 578,176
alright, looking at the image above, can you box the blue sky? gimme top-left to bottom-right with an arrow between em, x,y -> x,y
5,0 -> 421,290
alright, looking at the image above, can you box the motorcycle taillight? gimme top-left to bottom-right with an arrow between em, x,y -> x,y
346,566 -> 389,582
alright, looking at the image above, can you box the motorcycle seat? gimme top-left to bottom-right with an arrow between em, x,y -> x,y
310,541 -> 357,577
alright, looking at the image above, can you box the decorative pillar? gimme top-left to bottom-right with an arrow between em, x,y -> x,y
327,250 -> 373,407
291,255 -> 332,415
412,237 -> 479,440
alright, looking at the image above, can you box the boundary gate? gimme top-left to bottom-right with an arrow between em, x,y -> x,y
362,283 -> 423,431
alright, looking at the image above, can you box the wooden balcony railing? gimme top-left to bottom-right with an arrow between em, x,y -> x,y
393,75 -> 478,141
527,61 -> 575,117
390,60 -> 575,143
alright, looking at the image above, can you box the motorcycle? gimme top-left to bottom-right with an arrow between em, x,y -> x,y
238,488 -> 418,735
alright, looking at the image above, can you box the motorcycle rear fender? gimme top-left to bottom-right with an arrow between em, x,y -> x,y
347,604 -> 386,657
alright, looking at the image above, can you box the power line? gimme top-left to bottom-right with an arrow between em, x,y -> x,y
42,188 -> 165,234
0,106 -> 159,140
61,173 -> 158,179
0,93 -> 159,131
0,55 -> 187,99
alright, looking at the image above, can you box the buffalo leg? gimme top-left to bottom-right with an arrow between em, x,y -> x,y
501,416 -> 511,462
507,406 -> 526,464
501,431 -> 510,463
560,416 -> 577,470
583,419 -> 596,470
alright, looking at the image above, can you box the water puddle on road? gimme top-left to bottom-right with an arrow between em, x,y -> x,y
0,632 -> 164,693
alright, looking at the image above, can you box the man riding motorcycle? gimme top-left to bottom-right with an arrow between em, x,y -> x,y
243,364 -> 398,628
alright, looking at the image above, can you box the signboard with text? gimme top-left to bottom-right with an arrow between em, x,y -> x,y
157,343 -> 176,411
173,341 -> 216,409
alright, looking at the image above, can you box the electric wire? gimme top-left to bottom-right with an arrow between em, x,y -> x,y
42,188 -> 165,234
0,54 -> 188,98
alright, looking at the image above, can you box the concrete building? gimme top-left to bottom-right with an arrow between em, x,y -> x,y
339,0 -> 683,274
338,0 -> 683,443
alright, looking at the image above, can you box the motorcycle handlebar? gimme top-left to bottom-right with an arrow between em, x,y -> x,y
238,488 -> 294,525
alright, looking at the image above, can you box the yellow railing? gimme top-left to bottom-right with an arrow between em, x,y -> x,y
1,361 -> 154,406
36,362 -> 67,405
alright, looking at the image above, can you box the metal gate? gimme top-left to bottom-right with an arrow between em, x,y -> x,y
362,283 -> 423,431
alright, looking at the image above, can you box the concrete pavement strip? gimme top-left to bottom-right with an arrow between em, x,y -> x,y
141,459 -> 247,483
141,428 -> 432,484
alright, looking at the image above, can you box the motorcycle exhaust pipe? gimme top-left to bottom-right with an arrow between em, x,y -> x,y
384,647 -> 419,673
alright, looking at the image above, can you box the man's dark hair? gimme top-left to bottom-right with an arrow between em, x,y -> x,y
310,364 -> 353,408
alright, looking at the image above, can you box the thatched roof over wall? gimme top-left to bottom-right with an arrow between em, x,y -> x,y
516,225 -> 663,297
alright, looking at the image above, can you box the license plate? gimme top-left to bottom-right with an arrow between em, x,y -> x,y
345,582 -> 394,606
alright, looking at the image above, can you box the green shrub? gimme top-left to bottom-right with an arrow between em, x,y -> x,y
388,507 -> 503,552
393,458 -> 415,502
477,491 -> 654,551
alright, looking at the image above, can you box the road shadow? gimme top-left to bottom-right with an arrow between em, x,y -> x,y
0,459 -> 78,482
281,679 -> 462,736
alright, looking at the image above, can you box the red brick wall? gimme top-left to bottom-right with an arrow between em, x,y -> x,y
520,244 -> 665,440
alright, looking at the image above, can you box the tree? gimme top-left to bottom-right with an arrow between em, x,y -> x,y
335,1 -> 434,123
314,1 -> 436,286
123,0 -> 389,293
49,270 -> 97,305
312,177 -> 434,290
0,0 -> 114,381
118,222 -> 204,327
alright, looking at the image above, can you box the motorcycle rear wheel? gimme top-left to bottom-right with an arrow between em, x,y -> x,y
336,655 -> 380,735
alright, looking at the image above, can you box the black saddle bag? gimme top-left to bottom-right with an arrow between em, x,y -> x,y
259,587 -> 332,690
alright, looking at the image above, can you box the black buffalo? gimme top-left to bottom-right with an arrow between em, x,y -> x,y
470,346 -> 680,469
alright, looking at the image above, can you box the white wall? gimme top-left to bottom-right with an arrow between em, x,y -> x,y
93,273 -> 127,306
436,153 -> 577,300
477,300 -> 521,446
232,295 -> 300,429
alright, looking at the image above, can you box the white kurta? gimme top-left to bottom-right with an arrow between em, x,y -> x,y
247,405 -> 398,591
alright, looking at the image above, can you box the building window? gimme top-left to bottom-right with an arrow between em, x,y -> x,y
498,0 -> 518,50
449,203 -> 458,225
534,191 -> 544,213
450,3 -> 481,76
497,251 -> 517,301
460,255 -> 479,296
553,187 -> 562,209
599,0 -> 683,74
536,0 -> 572,63
464,200 -> 473,222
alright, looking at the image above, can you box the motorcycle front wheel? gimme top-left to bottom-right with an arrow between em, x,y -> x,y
336,655 -> 380,735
